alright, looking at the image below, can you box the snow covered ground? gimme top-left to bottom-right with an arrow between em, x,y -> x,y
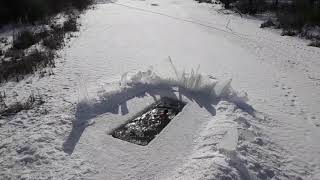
1,0 -> 320,179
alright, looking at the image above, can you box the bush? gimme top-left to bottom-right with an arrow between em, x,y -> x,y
220,0 -> 236,9
309,40 -> 320,47
0,0 -> 92,25
42,18 -> 78,50
195,0 -> 213,3
13,30 -> 40,49
4,49 -> 25,59
277,0 -> 320,30
43,33 -> 65,50
0,50 -> 55,83
71,0 -> 93,10
217,0 -> 320,39
22,50 -> 55,72
281,29 -> 299,36
1,15 -> 80,83
234,0 -> 268,15
37,29 -> 51,39
63,17 -> 78,32
260,19 -> 275,28
0,92 -> 44,117
301,24 -> 320,40
43,17 -> 79,49
0,0 -> 52,24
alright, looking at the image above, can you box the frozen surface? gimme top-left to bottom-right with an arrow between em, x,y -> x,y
1,0 -> 320,179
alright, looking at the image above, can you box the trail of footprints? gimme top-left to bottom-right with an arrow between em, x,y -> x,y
274,81 -> 298,108
274,80 -> 319,127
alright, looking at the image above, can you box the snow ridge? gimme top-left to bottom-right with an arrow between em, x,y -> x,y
167,101 -> 300,180
76,59 -> 250,126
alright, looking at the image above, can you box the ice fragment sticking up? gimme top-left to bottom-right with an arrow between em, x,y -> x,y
118,57 -> 248,105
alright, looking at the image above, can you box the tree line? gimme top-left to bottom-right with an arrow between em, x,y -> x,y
0,0 -> 92,26
220,0 -> 320,30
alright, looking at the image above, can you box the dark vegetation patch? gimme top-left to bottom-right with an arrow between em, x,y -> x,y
43,24 -> 65,50
203,0 -> 320,44
260,18 -> 275,28
0,92 -> 44,118
42,16 -> 78,50
309,40 -> 320,47
42,33 -> 65,50
0,0 -> 91,83
281,29 -> 299,36
196,0 -> 213,3
111,97 -> 186,146
233,0 -> 268,15
0,14 -> 82,83
0,0 -> 93,26
4,49 -> 25,59
13,30 -> 40,50
0,1 -> 91,117
0,50 -> 55,83
63,17 -> 79,32
277,1 -> 320,30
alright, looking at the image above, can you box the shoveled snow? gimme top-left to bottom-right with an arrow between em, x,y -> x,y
1,0 -> 320,179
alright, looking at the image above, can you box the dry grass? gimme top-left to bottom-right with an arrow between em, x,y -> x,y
0,50 -> 55,83
0,92 -> 44,117
13,30 -> 40,50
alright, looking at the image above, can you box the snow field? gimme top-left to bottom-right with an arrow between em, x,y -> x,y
1,0 -> 320,179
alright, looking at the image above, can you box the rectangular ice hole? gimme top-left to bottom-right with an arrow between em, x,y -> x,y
111,97 -> 186,146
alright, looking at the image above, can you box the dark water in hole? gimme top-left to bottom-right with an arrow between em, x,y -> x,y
111,97 -> 186,146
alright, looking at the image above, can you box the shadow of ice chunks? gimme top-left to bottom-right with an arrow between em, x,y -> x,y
111,97 -> 186,146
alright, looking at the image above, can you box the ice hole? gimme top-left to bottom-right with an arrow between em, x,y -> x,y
111,97 -> 186,146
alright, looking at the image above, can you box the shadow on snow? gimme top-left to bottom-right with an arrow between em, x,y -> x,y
63,84 -> 254,155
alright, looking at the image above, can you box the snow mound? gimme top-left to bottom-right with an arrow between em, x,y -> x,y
76,58 -> 250,125
167,101 -> 294,180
